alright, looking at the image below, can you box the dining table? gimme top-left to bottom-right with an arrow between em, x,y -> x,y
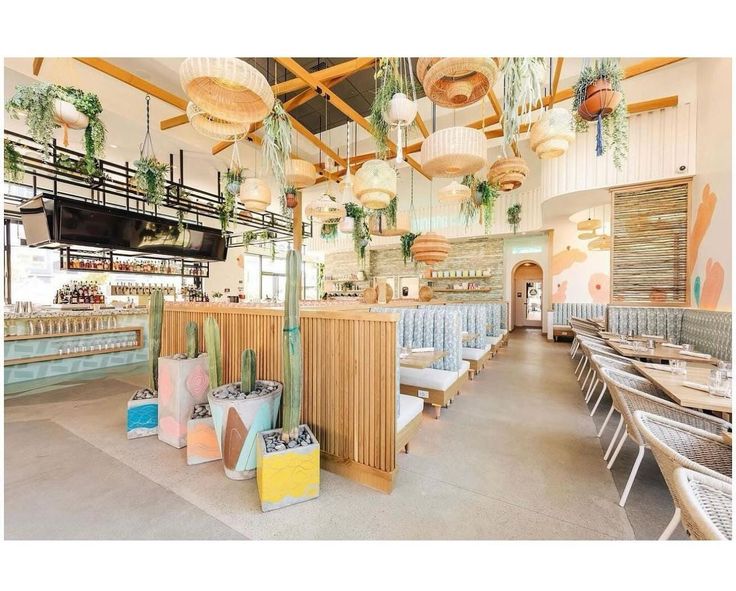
607,339 -> 720,365
599,331 -> 666,343
633,361 -> 732,416
399,349 -> 446,370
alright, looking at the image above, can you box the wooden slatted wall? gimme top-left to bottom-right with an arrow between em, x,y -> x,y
162,305 -> 399,492
611,180 -> 691,305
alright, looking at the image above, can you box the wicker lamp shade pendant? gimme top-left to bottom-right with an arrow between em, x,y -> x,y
186,102 -> 251,141
438,180 -> 471,203
488,156 -> 529,191
305,193 -> 345,222
577,218 -> 602,232
529,108 -> 576,159
577,231 -> 598,240
180,57 -> 275,124
239,177 -> 271,212
588,234 -> 611,251
410,232 -> 451,265
285,158 -> 317,189
354,159 -> 397,210
421,126 -> 487,178
417,58 -> 499,108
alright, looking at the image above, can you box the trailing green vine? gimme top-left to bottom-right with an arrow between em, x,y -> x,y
4,139 -> 24,182
400,232 -> 420,265
572,59 -> 628,169
320,222 -> 338,241
369,58 -> 417,158
262,99 -> 292,190
501,58 -> 545,150
460,175 -> 499,234
344,201 -> 371,261
133,156 -> 169,206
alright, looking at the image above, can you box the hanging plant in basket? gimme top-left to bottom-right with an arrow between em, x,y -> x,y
133,96 -> 169,206
320,222 -> 338,241
500,58 -> 546,149
400,232 -> 421,266
572,59 -> 628,169
344,201 -> 371,261
507,203 -> 522,233
5,83 -> 106,175
4,139 -> 24,182
369,58 -> 418,159
262,99 -> 292,190
283,185 -> 298,210
460,175 -> 499,234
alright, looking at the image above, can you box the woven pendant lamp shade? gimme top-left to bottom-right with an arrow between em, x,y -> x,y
438,180 -> 471,203
529,108 -> 576,159
305,194 -> 345,222
577,231 -> 598,240
384,93 -> 418,126
354,159 -> 397,210
421,127 -> 487,178
588,234 -> 611,251
179,58 -> 274,124
238,177 -> 271,211
488,156 -> 529,191
577,218 -> 602,232
368,211 -> 410,237
285,158 -> 317,189
417,58 -> 499,108
186,102 -> 250,141
410,232 -> 451,265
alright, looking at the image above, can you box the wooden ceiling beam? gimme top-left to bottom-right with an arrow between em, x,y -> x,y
275,57 -> 429,180
551,58 -> 564,101
32,58 -> 44,76
271,57 -> 375,96
288,114 -> 346,167
74,58 -> 188,111
160,113 -> 190,130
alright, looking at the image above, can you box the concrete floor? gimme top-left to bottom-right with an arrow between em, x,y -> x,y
4,328 -> 683,540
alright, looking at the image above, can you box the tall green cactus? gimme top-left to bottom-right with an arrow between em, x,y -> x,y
185,321 -> 198,358
204,316 -> 222,390
148,289 -> 164,391
282,249 -> 302,441
241,348 -> 256,393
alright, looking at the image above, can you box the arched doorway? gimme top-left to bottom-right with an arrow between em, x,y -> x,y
512,261 -> 543,329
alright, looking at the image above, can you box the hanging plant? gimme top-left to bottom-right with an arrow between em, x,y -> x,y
400,232 -> 420,265
500,58 -> 545,150
344,201 -> 371,261
217,187 -> 238,236
224,166 -> 245,195
283,184 -> 298,210
133,156 -> 169,206
507,203 -> 522,233
369,58 -> 417,159
5,83 -> 106,175
176,209 -> 185,234
369,195 -> 397,229
572,59 -> 628,169
4,139 -> 24,182
262,99 -> 292,190
320,222 -> 338,241
459,175 -> 499,233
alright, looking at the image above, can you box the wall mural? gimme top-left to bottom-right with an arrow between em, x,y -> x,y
551,280 -> 568,304
690,183 -> 724,310
700,258 -> 725,310
689,184 -> 717,275
588,273 -> 610,304
552,247 -> 587,276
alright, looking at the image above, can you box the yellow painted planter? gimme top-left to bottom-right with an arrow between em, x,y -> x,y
256,425 -> 320,512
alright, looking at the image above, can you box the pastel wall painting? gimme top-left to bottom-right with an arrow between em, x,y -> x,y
588,273 -> 610,304
689,184 -> 717,275
552,246 -> 587,277
552,281 -> 568,304
700,258 -> 724,310
693,276 -> 702,307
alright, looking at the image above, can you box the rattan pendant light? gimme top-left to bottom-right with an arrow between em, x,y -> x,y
354,159 -> 397,210
305,192 -> 345,222
417,58 -> 499,108
577,218 -> 602,232
588,234 -> 611,251
488,156 -> 529,191
438,180 -> 471,203
285,158 -> 317,188
578,231 -> 598,240
239,147 -> 271,211
530,108 -> 575,159
180,57 -> 274,124
421,126 -> 487,178
186,102 -> 251,141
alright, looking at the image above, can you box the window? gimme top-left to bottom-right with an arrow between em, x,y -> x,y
611,181 -> 690,305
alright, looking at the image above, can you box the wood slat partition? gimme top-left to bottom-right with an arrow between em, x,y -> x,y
611,179 -> 691,305
162,304 -> 399,492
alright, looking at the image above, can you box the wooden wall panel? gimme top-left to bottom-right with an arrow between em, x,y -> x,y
162,305 -> 398,492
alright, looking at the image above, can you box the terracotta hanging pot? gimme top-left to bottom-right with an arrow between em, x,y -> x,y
285,191 -> 298,209
577,79 -> 622,122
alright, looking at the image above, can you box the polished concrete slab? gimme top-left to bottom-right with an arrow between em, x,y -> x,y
4,329 -> 679,539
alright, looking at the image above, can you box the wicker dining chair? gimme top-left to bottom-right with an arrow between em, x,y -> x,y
588,354 -> 637,430
570,322 -> 602,357
673,467 -> 732,540
577,340 -> 616,390
598,367 -> 730,508
633,410 -> 732,540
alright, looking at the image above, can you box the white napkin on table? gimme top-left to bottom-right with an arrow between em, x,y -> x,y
641,334 -> 664,339
662,343 -> 683,349
682,381 -> 709,393
411,347 -> 434,353
641,362 -> 674,372
680,350 -> 712,359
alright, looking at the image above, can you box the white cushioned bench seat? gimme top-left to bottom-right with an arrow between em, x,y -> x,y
397,394 -> 423,432
400,366 -> 458,391
457,360 -> 470,378
462,345 -> 491,361
487,335 -> 502,347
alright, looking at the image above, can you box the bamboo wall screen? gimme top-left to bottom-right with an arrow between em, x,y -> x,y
611,181 -> 690,305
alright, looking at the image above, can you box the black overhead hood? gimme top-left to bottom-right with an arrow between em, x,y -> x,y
20,194 -> 228,262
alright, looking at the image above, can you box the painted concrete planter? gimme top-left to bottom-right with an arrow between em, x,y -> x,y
127,389 -> 158,439
157,355 -> 210,449
208,380 -> 282,480
256,425 -> 320,512
186,404 -> 222,466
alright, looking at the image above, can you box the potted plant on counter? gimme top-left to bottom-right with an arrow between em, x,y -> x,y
204,318 -> 283,480
256,250 -> 320,511
157,321 -> 210,449
126,289 -> 164,439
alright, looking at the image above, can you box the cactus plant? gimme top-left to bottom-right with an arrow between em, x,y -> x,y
148,289 -> 164,391
281,250 -> 302,442
204,317 -> 222,390
185,321 -> 198,358
241,348 -> 256,393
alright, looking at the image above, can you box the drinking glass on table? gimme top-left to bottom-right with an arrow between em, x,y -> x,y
681,343 -> 693,352
670,359 -> 687,377
708,369 -> 731,397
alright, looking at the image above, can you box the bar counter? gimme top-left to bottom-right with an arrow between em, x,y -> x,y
162,302 -> 400,492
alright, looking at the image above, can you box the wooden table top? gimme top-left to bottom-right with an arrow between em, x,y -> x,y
399,350 -> 446,369
608,340 -> 719,365
599,331 -> 666,342
633,361 -> 732,414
